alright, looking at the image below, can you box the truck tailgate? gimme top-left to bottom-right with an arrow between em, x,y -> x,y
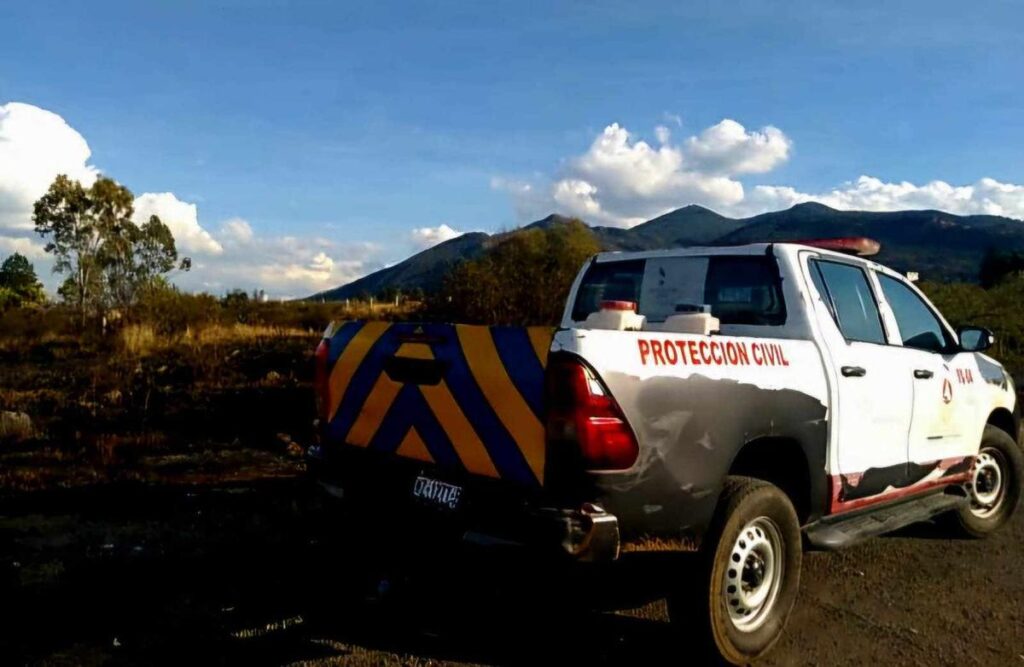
320,322 -> 553,487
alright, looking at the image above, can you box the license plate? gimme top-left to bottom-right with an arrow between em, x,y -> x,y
411,475 -> 463,510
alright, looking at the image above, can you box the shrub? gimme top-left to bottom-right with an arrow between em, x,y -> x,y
922,278 -> 1024,379
427,219 -> 598,325
134,284 -> 221,335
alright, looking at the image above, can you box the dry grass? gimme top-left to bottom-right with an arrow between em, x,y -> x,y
120,322 -> 159,356
188,323 -> 312,343
119,322 -> 314,357
0,298 -> 424,494
0,331 -> 66,353
0,319 -> 326,493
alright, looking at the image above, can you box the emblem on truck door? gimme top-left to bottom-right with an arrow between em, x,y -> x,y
942,378 -> 953,404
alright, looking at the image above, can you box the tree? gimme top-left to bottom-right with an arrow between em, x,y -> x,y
105,214 -> 182,312
33,174 -> 189,321
33,175 -> 95,317
433,219 -> 599,325
0,287 -> 18,310
221,288 -> 253,323
979,248 -> 1024,288
221,288 -> 250,308
0,252 -> 45,306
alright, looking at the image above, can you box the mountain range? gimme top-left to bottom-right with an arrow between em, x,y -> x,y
310,203 -> 1024,300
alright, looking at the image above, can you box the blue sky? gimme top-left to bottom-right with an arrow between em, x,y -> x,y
2,1 -> 1023,295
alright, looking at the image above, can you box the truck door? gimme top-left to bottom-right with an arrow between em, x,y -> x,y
873,271 -> 981,466
806,259 -> 914,504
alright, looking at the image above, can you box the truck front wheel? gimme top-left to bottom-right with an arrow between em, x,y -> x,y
669,477 -> 801,665
948,424 -> 1022,538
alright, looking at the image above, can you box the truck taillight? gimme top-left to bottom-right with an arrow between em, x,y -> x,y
546,356 -> 638,471
314,338 -> 330,421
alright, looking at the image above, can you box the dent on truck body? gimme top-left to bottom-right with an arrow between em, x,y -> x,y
579,371 -> 828,549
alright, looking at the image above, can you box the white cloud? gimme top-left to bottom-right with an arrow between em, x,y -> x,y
195,217 -> 376,296
0,235 -> 47,260
124,198 -> 385,297
170,219 -> 382,297
220,217 -> 254,244
496,120 -> 782,227
0,101 -> 223,265
133,192 -> 223,255
0,102 -> 100,233
409,223 -> 463,250
685,119 -> 791,175
495,119 -> 1024,225
745,176 -> 1024,220
0,101 -> 380,298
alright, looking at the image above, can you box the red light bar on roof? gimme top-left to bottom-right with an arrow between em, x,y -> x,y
792,237 -> 881,257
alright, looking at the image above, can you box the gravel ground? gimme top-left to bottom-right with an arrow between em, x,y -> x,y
2,480 -> 1022,666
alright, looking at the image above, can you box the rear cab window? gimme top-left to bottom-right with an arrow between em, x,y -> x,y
571,255 -> 786,327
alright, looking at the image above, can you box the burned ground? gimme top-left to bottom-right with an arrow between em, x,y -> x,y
0,326 -> 317,492
2,476 -> 1022,666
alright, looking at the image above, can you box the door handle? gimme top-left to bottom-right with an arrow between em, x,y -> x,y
914,369 -> 934,379
841,366 -> 866,377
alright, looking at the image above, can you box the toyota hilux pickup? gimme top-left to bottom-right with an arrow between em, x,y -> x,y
307,238 -> 1022,664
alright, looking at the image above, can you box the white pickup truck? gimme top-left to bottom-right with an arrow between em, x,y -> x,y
308,238 -> 1022,664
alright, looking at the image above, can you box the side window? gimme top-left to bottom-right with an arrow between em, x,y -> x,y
571,259 -> 645,321
811,260 -> 887,345
876,273 -> 951,353
807,260 -> 836,322
703,256 -> 786,326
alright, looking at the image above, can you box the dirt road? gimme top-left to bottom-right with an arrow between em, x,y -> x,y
2,480 -> 1022,665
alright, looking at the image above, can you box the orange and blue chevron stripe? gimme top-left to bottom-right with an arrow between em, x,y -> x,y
321,322 -> 554,486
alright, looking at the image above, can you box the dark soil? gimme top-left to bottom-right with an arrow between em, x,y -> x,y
2,479 -> 1021,666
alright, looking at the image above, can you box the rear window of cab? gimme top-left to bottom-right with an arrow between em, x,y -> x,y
571,255 -> 786,326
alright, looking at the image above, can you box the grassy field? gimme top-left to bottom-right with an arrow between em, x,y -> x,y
0,297 -> 418,496
0,323 -> 314,494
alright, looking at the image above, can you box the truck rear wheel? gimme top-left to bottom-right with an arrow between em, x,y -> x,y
669,477 -> 801,665
948,425 -> 1022,538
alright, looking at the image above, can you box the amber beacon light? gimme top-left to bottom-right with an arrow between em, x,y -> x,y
791,237 -> 881,257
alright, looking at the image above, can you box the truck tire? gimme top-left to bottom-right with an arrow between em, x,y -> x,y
669,476 -> 801,665
948,425 -> 1022,538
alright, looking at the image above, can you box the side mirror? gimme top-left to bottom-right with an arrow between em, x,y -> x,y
958,326 -> 994,352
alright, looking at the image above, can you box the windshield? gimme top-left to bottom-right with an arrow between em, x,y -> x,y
571,255 -> 786,326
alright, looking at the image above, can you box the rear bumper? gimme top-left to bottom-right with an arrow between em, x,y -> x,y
475,503 -> 620,563
307,445 -> 620,563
